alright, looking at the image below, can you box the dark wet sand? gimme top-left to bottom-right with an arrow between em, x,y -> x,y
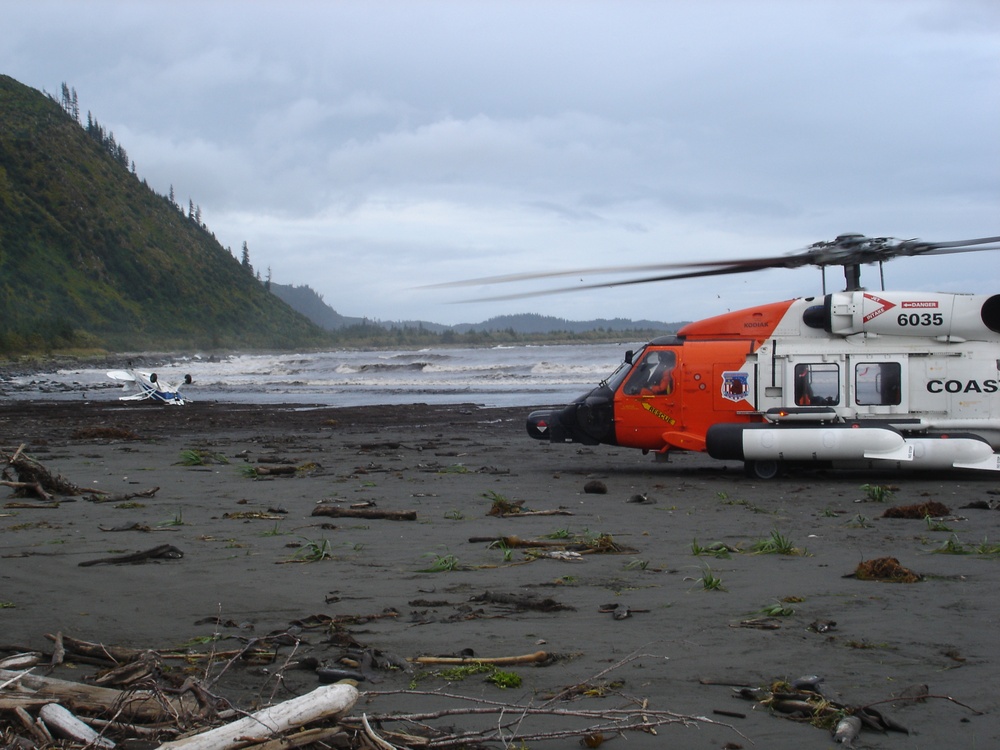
2,400 -> 999,748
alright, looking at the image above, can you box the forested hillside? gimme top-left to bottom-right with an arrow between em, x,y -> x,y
0,75 -> 330,353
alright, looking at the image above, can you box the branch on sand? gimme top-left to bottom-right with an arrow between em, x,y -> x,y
410,650 -> 549,666
360,652 -> 743,748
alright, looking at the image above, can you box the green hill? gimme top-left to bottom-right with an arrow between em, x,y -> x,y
0,75 -> 330,353
270,283 -> 366,329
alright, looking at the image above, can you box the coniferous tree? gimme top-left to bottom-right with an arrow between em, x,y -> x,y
241,241 -> 253,273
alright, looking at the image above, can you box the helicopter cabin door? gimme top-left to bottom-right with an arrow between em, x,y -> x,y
616,348 -> 682,450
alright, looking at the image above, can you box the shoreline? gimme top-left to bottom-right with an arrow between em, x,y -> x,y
2,399 -> 999,748
0,342 -> 631,408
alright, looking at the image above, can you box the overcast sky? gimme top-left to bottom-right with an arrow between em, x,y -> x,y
4,1 -> 998,325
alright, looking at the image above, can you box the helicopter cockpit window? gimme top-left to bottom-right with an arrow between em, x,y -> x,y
623,350 -> 676,396
603,359 -> 633,392
855,362 -> 902,406
793,363 -> 840,406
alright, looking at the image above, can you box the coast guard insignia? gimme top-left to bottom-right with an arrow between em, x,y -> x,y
721,371 -> 749,402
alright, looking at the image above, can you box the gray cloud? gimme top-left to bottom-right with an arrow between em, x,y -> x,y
3,0 -> 997,324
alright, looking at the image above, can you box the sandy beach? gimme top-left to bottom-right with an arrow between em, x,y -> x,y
2,399 -> 999,749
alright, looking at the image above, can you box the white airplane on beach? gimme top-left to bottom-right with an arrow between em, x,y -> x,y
107,369 -> 192,405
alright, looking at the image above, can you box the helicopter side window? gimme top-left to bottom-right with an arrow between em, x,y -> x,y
855,362 -> 901,406
623,350 -> 676,396
794,363 -> 840,406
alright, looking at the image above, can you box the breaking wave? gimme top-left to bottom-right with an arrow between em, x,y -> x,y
2,342 -> 641,408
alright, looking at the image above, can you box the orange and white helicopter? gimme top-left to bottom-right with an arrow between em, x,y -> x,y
450,233 -> 1000,477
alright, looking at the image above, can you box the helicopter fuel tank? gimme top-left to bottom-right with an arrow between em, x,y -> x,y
706,422 -> 1000,471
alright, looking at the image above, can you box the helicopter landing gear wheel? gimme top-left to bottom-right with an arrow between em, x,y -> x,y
744,459 -> 782,480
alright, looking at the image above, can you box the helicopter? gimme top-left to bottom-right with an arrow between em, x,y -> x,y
442,233 -> 1000,478
106,369 -> 192,405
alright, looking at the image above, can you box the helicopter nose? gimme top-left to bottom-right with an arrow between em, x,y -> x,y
526,391 -> 615,446
527,409 -> 563,441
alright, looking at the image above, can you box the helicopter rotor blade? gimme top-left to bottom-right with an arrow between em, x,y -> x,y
465,263 -> 765,302
419,263 -> 685,289
429,233 -> 1000,300
424,251 -> 827,291
892,235 -> 1000,256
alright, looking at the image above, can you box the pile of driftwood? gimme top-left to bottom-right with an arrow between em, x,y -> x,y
0,638 -> 740,750
1,665 -> 357,750
1,445 -> 158,506
0,445 -> 91,503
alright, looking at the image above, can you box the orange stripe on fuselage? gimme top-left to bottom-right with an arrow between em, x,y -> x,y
611,301 -> 800,453
677,299 -> 796,342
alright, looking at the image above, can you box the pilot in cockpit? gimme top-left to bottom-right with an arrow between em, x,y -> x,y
624,350 -> 675,396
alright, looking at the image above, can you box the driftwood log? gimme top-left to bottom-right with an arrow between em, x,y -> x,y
44,633 -> 148,664
0,653 -> 43,670
39,702 -> 116,748
0,668 -> 196,721
156,683 -> 359,750
312,505 -> 416,521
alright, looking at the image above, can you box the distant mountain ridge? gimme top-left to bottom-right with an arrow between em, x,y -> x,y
270,283 -> 683,334
453,313 -> 679,334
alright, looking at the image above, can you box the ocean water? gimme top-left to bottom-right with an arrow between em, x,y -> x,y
2,342 -> 642,408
